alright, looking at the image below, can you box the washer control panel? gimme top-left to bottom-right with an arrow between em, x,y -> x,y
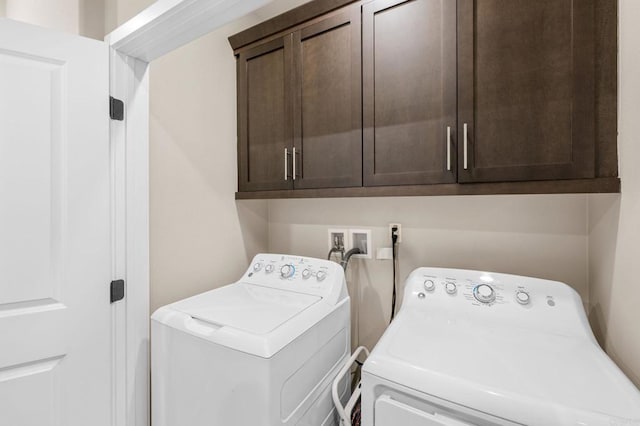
241,254 -> 347,306
249,258 -> 331,284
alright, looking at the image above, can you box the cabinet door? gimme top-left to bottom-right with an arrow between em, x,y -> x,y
292,9 -> 362,189
363,0 -> 457,186
458,0 -> 595,183
237,36 -> 293,191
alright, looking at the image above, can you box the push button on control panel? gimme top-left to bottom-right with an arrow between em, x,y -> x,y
423,279 -> 435,292
445,282 -> 457,295
516,291 -> 531,305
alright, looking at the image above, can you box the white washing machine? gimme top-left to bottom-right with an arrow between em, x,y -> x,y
152,254 -> 350,426
361,268 -> 640,425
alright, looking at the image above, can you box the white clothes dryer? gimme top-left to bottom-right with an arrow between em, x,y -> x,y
152,254 -> 350,426
361,268 -> 640,425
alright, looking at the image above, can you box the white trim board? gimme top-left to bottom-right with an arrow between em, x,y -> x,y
107,47 -> 150,426
105,1 -> 275,425
108,0 -> 271,62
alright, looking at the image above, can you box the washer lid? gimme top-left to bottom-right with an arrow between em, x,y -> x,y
174,283 -> 321,335
364,308 -> 640,425
152,282 -> 333,358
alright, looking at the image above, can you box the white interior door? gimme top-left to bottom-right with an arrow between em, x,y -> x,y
0,18 -> 112,426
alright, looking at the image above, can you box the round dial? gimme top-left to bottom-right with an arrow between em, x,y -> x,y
473,284 -> 496,303
252,262 -> 263,272
445,282 -> 457,295
302,269 -> 312,279
516,291 -> 530,305
423,279 -> 435,292
316,270 -> 327,282
280,264 -> 295,279
265,264 -> 274,274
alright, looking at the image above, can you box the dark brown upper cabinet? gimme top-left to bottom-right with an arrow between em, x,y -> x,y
292,9 -> 362,189
230,0 -> 618,199
237,36 -> 294,192
363,0 -> 457,186
457,0 -> 596,183
237,7 -> 362,192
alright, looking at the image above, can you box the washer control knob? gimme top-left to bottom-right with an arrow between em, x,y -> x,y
473,284 -> 496,303
265,264 -> 274,274
316,270 -> 327,282
280,264 -> 295,279
516,291 -> 531,305
253,262 -> 263,272
302,269 -> 312,279
445,282 -> 457,295
423,280 -> 436,292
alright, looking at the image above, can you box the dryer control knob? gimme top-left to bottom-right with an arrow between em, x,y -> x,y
516,291 -> 530,305
265,264 -> 274,274
445,282 -> 457,295
316,270 -> 327,282
302,269 -> 311,279
280,264 -> 295,279
473,284 -> 496,303
253,262 -> 263,272
423,280 -> 435,292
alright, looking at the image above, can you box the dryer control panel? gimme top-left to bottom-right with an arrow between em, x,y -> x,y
402,267 -> 593,339
241,254 -> 347,306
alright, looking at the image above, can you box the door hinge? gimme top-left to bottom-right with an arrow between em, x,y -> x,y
109,96 -> 124,121
110,279 -> 125,303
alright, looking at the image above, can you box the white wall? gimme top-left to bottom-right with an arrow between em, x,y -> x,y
4,0 -> 79,33
103,0 -> 148,34
109,0 -> 311,311
269,195 -> 590,350
588,0 -> 640,388
146,27 -> 271,310
79,0 -> 105,39
0,0 -> 108,40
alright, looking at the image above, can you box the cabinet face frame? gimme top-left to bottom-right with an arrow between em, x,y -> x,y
362,0 -> 458,187
457,0 -> 596,183
292,7 -> 363,189
237,36 -> 294,192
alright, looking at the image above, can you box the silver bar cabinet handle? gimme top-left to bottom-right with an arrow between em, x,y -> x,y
446,126 -> 452,171
463,123 -> 468,170
284,148 -> 288,180
292,147 -> 297,180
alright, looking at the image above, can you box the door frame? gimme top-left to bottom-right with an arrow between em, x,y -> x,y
105,1 -> 272,425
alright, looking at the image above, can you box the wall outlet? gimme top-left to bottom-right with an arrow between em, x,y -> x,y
328,228 -> 349,253
350,229 -> 372,259
389,223 -> 402,243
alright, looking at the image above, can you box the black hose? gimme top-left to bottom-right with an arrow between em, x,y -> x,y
340,248 -> 362,271
327,247 -> 344,261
